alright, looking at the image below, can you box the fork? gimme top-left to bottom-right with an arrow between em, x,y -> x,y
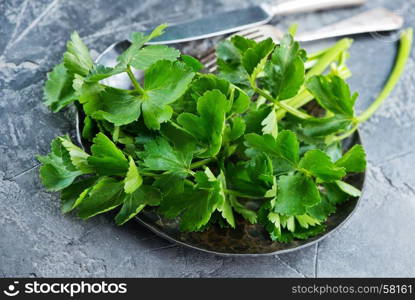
200,8 -> 404,72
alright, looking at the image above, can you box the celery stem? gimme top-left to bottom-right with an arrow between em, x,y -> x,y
357,28 -> 413,123
190,158 -> 216,170
255,88 -> 312,120
126,65 -> 145,94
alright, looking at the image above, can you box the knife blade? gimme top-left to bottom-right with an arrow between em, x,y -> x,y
147,0 -> 366,44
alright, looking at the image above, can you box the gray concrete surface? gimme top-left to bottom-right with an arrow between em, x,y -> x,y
1,0 -> 414,277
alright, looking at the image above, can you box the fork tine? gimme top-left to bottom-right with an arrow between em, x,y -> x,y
200,52 -> 216,64
208,65 -> 217,73
204,58 -> 216,68
199,49 -> 215,60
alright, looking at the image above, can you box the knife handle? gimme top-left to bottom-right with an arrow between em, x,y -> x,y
265,0 -> 366,16
295,8 -> 403,42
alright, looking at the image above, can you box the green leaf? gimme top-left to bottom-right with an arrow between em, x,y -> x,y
261,107 -> 277,138
87,133 -> 129,176
335,144 -> 366,173
160,122 -> 197,151
185,74 -> 249,115
177,90 -> 228,158
63,31 -> 93,76
159,170 -> 223,231
124,157 -> 143,194
216,171 -> 235,228
115,185 -> 162,225
146,23 -> 168,40
43,63 -> 77,112
267,213 -> 285,240
275,130 -> 300,165
230,86 -> 250,114
262,34 -> 306,100
37,138 -> 83,191
244,130 -> 299,165
242,38 -> 275,80
58,136 -> 94,173
77,177 -> 125,219
229,196 -> 257,224
335,180 -> 361,197
84,64 -> 124,83
218,63 -> 250,88
306,75 -> 358,117
88,61 -> 194,129
299,149 -> 346,182
156,174 -> 186,218
181,55 -> 204,72
117,24 -> 167,66
274,173 -> 321,215
224,116 -> 246,142
88,86 -> 141,126
258,201 -> 293,242
306,195 -> 336,221
75,79 -> 104,105
216,39 -> 250,87
82,116 -> 96,141
292,224 -> 325,240
217,39 -> 242,64
130,45 -> 180,70
323,182 -> 350,205
142,60 -> 195,129
295,214 -> 321,229
302,116 -> 352,137
244,105 -> 272,134
180,170 -> 224,231
325,142 -> 344,162
60,176 -> 98,213
140,137 -> 193,176
231,35 -> 257,53
226,153 -> 273,197
188,74 -> 230,100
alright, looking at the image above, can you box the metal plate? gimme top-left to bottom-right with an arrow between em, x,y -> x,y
76,39 -> 367,256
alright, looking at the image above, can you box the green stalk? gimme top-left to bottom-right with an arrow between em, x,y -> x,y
276,90 -> 313,121
255,87 -> 312,120
126,65 -> 145,94
306,38 -> 353,79
140,171 -> 161,177
327,123 -> 359,144
307,48 -> 329,61
112,126 -> 120,141
357,28 -> 413,123
225,189 -> 267,200
190,158 -> 216,169
168,119 -> 188,133
184,179 -> 195,187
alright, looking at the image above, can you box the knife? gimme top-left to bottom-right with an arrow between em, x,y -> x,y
147,0 -> 366,44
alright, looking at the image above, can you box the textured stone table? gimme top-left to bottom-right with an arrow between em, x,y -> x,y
1,0 -> 414,277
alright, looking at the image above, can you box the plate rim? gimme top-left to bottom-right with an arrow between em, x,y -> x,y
72,40 -> 369,256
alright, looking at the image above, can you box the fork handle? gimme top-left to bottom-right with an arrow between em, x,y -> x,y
296,8 -> 404,42
265,0 -> 366,16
